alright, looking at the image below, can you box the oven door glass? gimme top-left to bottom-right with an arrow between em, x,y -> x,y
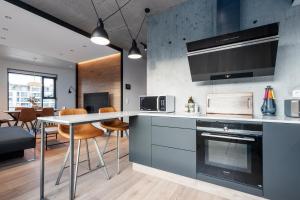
197,132 -> 262,188
205,140 -> 251,173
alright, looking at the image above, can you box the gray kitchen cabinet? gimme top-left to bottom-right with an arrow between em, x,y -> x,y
152,145 -> 196,178
152,126 -> 196,151
129,116 -> 152,166
263,122 -> 300,200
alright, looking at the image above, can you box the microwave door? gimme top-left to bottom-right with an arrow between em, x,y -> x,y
140,97 -> 158,111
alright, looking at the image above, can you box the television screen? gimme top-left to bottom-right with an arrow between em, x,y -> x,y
83,92 -> 109,113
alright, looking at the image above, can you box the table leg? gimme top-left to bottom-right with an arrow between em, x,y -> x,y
117,131 -> 120,174
40,122 -> 45,200
69,125 -> 75,200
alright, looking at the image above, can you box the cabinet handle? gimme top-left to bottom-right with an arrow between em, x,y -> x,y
248,98 -> 252,108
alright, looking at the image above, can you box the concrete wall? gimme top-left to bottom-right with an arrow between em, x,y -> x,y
147,0 -> 300,116
0,58 -> 76,111
123,51 -> 147,111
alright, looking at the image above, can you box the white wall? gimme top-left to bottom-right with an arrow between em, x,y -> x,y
0,58 -> 76,111
123,51 -> 147,111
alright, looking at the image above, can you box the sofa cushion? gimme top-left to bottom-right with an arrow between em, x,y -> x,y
0,127 -> 35,154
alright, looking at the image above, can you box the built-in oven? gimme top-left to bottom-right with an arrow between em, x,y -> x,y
196,120 -> 262,189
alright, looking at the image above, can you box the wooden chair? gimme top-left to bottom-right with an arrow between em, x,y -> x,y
0,119 -> 11,127
55,108 -> 109,197
40,108 -> 59,149
99,107 -> 129,154
18,108 -> 37,137
12,107 -> 25,126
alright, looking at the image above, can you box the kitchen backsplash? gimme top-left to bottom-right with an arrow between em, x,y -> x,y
147,0 -> 300,116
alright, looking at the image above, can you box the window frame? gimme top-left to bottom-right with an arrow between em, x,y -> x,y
7,69 -> 57,109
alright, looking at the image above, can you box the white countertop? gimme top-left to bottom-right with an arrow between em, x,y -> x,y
38,111 -> 300,125
137,112 -> 300,124
38,111 -> 140,125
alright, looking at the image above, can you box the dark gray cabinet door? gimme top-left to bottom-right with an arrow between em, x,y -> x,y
129,116 -> 152,166
152,145 -> 196,178
263,122 -> 300,200
152,126 -> 196,151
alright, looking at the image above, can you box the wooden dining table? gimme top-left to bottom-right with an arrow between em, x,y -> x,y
3,109 -> 60,126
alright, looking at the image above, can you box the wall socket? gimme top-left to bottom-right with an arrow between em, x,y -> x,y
292,90 -> 300,98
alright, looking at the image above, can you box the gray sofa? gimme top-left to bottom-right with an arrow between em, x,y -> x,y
0,127 -> 35,161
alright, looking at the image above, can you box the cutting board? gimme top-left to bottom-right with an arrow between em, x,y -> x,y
206,93 -> 253,115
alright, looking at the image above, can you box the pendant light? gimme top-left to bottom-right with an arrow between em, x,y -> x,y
91,18 -> 110,45
114,0 -> 150,59
90,0 -> 133,45
128,40 -> 142,59
90,0 -> 109,45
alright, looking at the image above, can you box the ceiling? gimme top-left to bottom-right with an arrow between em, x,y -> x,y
19,0 -> 188,51
0,44 -> 74,69
0,0 -> 118,67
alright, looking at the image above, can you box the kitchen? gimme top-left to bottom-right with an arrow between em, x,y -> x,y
1,0 -> 300,200
132,0 -> 300,199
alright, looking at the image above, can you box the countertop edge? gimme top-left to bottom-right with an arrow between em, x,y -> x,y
136,112 -> 300,124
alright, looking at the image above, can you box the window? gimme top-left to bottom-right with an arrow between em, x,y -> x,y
8,69 -> 57,110
42,77 -> 56,108
43,78 -> 55,98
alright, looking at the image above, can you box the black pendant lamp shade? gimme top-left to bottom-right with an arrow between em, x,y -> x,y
128,40 -> 142,59
91,18 -> 110,45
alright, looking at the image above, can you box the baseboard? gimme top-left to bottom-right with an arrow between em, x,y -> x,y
132,163 -> 266,200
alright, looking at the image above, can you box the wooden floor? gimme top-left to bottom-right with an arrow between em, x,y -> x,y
0,135 -> 259,200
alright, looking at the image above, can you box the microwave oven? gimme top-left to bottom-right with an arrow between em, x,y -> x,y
140,96 -> 175,112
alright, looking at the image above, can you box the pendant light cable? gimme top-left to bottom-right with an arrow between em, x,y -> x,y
90,0 -> 101,23
103,0 -> 133,22
114,0 -> 134,40
90,0 -> 132,24
135,14 -> 146,40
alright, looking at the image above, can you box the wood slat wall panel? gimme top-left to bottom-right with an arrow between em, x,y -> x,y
77,53 -> 121,111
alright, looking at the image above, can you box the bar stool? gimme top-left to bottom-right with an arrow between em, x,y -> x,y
55,108 -> 109,197
99,107 -> 129,154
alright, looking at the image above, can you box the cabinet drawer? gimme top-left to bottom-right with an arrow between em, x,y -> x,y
152,117 -> 196,129
152,126 -> 196,151
152,145 -> 196,178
